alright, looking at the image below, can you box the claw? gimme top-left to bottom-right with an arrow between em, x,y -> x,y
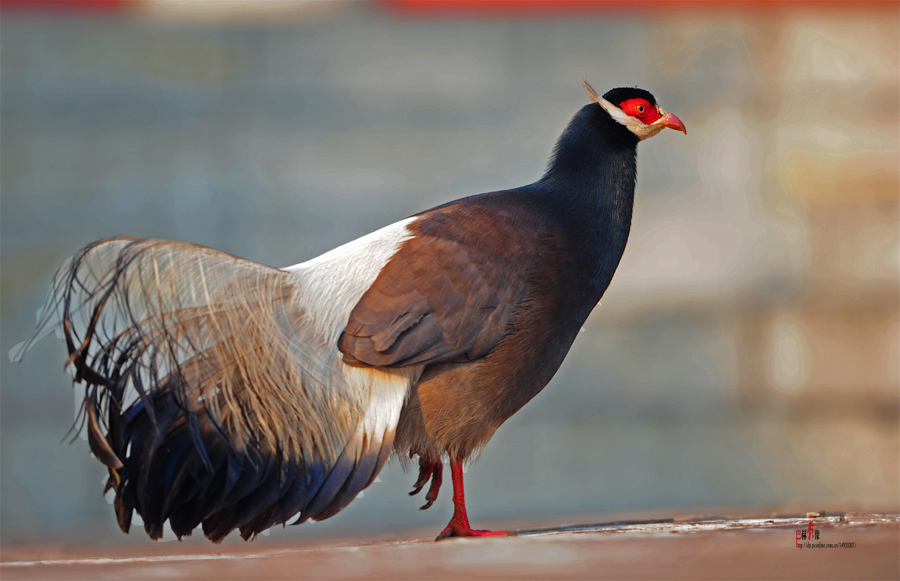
419,463 -> 442,510
409,458 -> 436,496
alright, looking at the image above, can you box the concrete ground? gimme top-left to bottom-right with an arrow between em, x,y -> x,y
2,511 -> 897,580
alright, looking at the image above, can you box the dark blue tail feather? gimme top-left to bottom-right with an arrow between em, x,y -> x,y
103,385 -> 385,542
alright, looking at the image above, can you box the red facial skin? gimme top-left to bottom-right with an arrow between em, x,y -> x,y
617,97 -> 687,134
618,98 -> 662,124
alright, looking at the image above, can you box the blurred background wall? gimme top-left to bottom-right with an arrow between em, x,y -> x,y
1,0 -> 897,546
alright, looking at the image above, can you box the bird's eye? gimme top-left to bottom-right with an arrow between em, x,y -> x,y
636,104 -> 646,114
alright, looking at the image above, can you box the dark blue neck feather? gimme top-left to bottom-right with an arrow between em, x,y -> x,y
535,102 -> 640,307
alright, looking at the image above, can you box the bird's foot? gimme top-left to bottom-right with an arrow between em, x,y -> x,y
409,459 -> 442,510
432,459 -> 517,541
436,519 -> 515,541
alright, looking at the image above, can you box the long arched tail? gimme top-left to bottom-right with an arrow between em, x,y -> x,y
11,237 -> 412,541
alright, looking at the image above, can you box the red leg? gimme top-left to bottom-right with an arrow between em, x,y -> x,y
435,460 -> 514,540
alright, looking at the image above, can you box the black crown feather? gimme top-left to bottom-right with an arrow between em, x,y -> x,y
602,87 -> 657,107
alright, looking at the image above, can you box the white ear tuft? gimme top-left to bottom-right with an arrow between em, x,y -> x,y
584,79 -> 601,103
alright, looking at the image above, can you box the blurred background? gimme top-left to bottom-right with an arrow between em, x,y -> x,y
1,0 -> 897,547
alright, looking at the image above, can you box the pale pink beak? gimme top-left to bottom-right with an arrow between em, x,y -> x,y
654,108 -> 686,134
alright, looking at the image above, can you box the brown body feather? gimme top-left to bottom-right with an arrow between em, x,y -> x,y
340,193 -> 586,463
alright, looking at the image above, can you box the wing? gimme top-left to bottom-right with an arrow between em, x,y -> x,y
339,200 -> 540,368
12,235 -> 416,542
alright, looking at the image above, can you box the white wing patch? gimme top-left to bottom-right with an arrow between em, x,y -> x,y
283,216 -> 423,453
